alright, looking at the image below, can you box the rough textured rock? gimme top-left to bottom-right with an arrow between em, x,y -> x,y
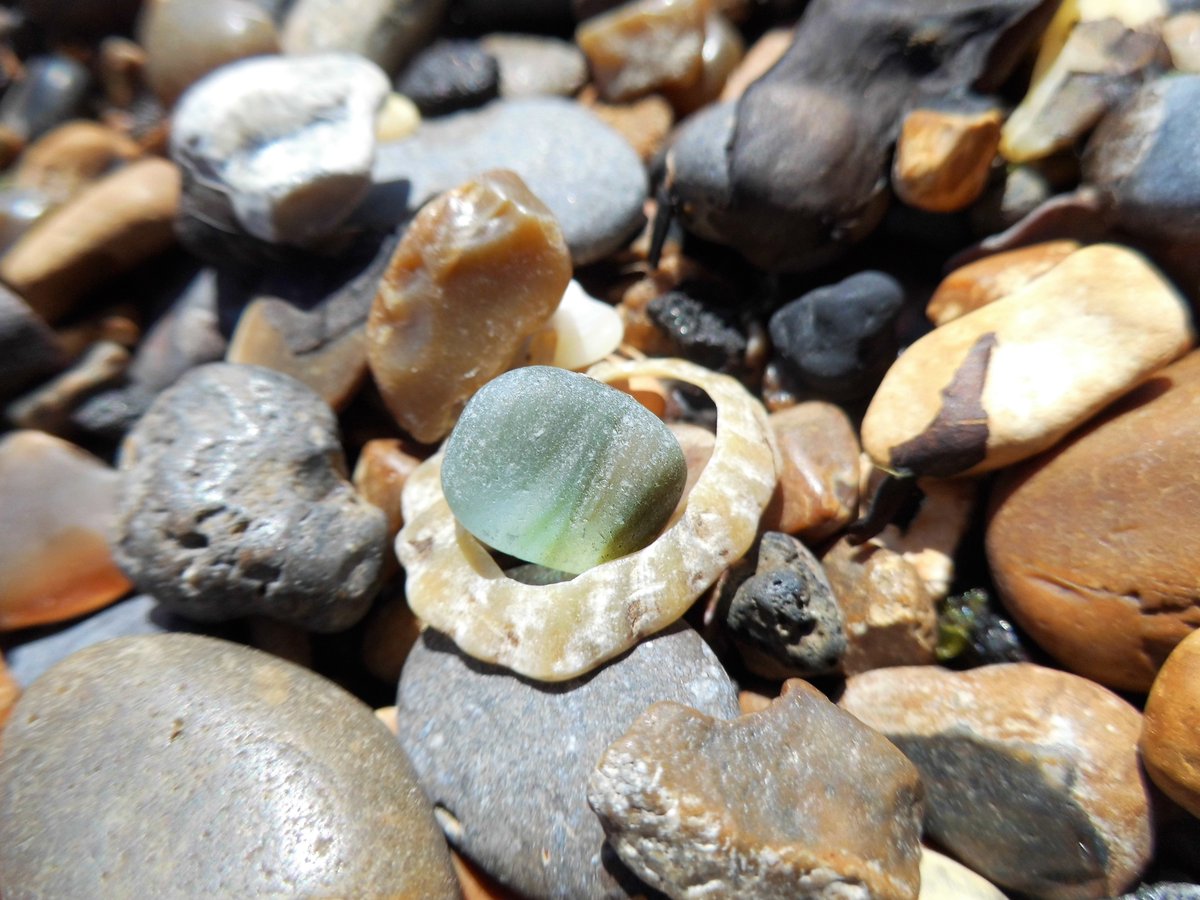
365,169 -> 572,443
282,0 -> 448,75
925,240 -> 1078,326
0,431 -> 131,631
357,97 -> 647,265
761,401 -> 860,541
396,624 -> 739,900
397,39 -> 500,116
646,287 -> 746,374
588,678 -> 923,899
481,33 -> 588,98
112,363 -> 387,632
1142,628 -> 1200,818
862,243 -> 1194,478
0,634 -> 459,898
987,350 -> 1200,691
841,663 -> 1153,899
893,107 -> 1003,213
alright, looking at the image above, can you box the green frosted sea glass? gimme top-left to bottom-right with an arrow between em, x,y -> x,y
441,366 -> 687,575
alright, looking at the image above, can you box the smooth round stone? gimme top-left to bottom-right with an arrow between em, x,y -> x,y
442,366 -> 686,574
1142,628 -> 1200,817
396,39 -> 499,116
547,279 -> 625,371
281,0 -> 448,75
357,97 -> 647,265
481,33 -> 588,98
112,363 -> 387,632
0,56 -> 91,144
0,634 -> 459,897
396,624 -> 738,899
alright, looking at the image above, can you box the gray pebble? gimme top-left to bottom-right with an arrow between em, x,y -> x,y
0,283 -> 63,401
0,56 -> 90,143
481,33 -> 589,98
0,634 -> 459,898
112,362 -> 386,632
396,624 -> 738,899
356,97 -> 647,265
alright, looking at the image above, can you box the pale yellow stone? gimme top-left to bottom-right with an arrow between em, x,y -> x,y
919,846 -> 1009,900
376,93 -> 421,142
1031,0 -> 1166,85
875,478 -> 977,602
1164,11 -> 1200,71
548,280 -> 624,370
396,357 -> 776,681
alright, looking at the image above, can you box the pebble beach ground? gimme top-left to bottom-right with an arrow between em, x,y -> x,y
0,0 -> 1199,897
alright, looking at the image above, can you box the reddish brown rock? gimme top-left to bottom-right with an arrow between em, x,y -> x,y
588,678 -> 924,899
352,439 -> 422,550
761,401 -> 859,542
0,653 -> 17,736
892,107 -> 1002,213
0,431 -> 131,630
987,350 -> 1200,691
580,88 -> 674,163
1141,627 -> 1200,817
841,663 -> 1153,899
360,593 -> 421,685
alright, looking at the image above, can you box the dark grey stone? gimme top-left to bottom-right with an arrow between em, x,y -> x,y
0,634 -> 459,897
0,283 -> 63,401
356,97 -> 647,265
0,55 -> 90,142
396,624 -> 738,899
725,532 -> 846,679
397,39 -> 500,116
112,363 -> 387,632
646,287 -> 747,375
768,270 -> 904,402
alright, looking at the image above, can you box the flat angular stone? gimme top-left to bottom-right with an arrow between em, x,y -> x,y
862,243 -> 1193,477
1142,628 -> 1200,817
443,366 -> 686,574
0,431 -> 131,631
366,169 -> 571,443
841,663 -> 1153,899
893,107 -> 1002,213
0,634 -> 459,897
397,624 -> 738,900
588,678 -> 924,899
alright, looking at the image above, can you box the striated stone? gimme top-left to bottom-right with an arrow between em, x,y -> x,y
366,169 -> 571,443
6,339 -> 130,434
14,121 -> 141,203
822,536 -> 937,675
1141,628 -> 1200,817
588,678 -> 923,899
138,0 -> 281,107
442,366 -> 685,574
761,401 -> 860,541
172,54 -> 389,250
0,158 -> 180,324
576,0 -> 708,103
987,350 -> 1200,691
547,280 -> 625,371
725,532 -> 846,679
926,240 -> 1079,326
282,0 -> 448,75
841,663 -> 1153,899
397,624 -> 738,900
0,284 -> 63,400
0,634 -> 459,897
481,33 -> 588,98
359,97 -> 648,265
919,847 -> 1007,900
397,39 -> 500,117
893,107 -> 1002,213
113,363 -> 387,632
0,431 -> 131,631
862,244 -> 1193,478
397,356 -> 776,681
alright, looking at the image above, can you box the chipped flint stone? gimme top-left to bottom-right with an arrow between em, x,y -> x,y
112,363 -> 387,632
171,53 -> 389,247
356,97 -> 647,265
397,624 -> 739,900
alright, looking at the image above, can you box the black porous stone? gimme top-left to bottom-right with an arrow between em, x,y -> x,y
646,288 -> 747,374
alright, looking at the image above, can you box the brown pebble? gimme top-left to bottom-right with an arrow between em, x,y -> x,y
361,594 -> 422,685
0,653 -> 17,737
352,438 -> 422,554
892,107 -> 1002,213
737,688 -> 773,715
452,850 -> 522,900
1141,627 -> 1200,818
926,240 -> 1079,326
14,121 -> 141,203
6,339 -> 130,433
374,705 -> 399,736
719,25 -> 791,101
580,87 -> 674,163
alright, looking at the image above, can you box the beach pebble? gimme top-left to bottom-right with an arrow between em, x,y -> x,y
925,240 -> 1079,326
761,401 -> 860,541
171,53 -> 389,249
0,654 -> 15,734
588,677 -> 923,899
282,0 -> 447,75
14,120 -> 141,203
893,107 -> 1003,213
919,847 -> 1007,900
547,280 -> 624,370
0,634 -> 459,897
0,56 -> 91,152
396,624 -> 738,899
841,662 -> 1153,898
359,97 -> 647,265
481,33 -> 588,98
0,284 -> 63,400
769,270 -> 904,402
0,158 -> 181,324
6,339 -> 129,434
0,431 -> 131,631
582,89 -> 674,162
861,243 -> 1193,477
396,40 -> 499,116
647,286 -> 746,374
352,438 -> 421,559
1164,11 -> 1200,70
987,350 -> 1200,691
112,363 -> 387,632
1142,628 -> 1200,818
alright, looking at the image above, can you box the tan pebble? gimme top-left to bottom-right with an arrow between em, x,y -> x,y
452,850 -> 522,900
893,107 -> 1002,213
663,11 -> 744,115
0,431 -> 132,630
920,846 -> 1007,900
607,373 -> 668,417
0,158 -> 181,324
862,243 -> 1193,478
55,307 -> 141,360
365,169 -> 572,443
926,240 -> 1079,326
1164,11 -> 1200,70
875,478 -> 976,603
580,88 -> 674,163
761,401 -> 859,542
353,438 -> 421,574
1031,0 -> 1167,87
987,350 -> 1200,691
719,25 -> 791,101
7,340 -> 130,434
576,0 -> 708,103
0,653 -> 18,737
376,93 -> 421,142
15,121 -> 141,203
737,688 -> 772,715
361,595 -> 422,685
374,705 -> 399,736
667,422 -> 714,518
1141,628 -> 1200,817
97,36 -> 146,110
822,536 -> 936,675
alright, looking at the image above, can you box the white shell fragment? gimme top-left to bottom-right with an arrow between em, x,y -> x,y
549,280 -> 625,370
396,357 -> 778,681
